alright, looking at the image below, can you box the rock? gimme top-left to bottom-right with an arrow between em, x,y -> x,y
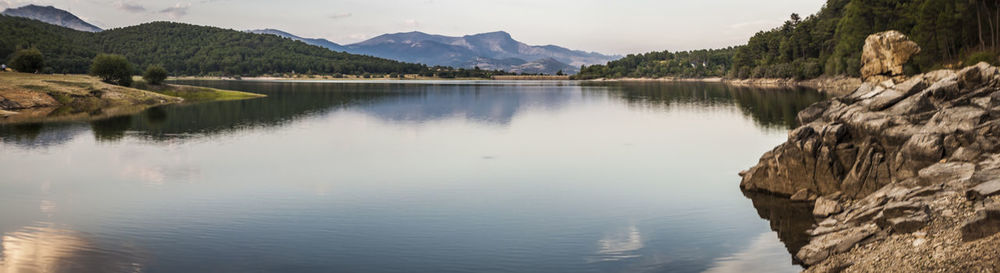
921,106 -> 986,134
886,211 -> 929,233
893,134 -> 944,180
814,197 -> 843,217
860,30 -> 921,83
966,179 -> 1000,201
960,204 -> 1000,242
881,200 -> 928,218
791,188 -> 812,201
917,162 -> 975,186
798,101 -> 830,124
797,224 -> 880,265
957,62 -> 998,89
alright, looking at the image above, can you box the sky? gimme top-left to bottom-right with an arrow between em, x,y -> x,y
0,0 -> 826,55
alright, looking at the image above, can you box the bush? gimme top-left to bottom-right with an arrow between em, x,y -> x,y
143,65 -> 168,85
964,51 -> 999,67
90,54 -> 134,86
9,48 -> 44,73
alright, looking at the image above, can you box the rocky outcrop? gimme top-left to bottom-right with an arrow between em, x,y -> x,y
740,61 -> 1000,199
740,31 -> 1000,271
860,30 -> 921,83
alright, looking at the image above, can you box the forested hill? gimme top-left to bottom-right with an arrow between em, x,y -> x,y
576,0 -> 1000,80
0,15 -> 427,75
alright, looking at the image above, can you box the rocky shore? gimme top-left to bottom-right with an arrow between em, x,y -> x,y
740,31 -> 1000,272
725,76 -> 862,97
588,75 -> 860,96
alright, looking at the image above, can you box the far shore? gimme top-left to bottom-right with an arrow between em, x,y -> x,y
587,76 -> 862,96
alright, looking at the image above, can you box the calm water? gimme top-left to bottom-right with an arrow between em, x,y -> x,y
0,80 -> 824,273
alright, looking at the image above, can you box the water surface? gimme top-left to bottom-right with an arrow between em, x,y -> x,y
0,80 -> 824,273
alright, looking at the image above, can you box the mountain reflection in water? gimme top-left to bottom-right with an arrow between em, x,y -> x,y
0,81 -> 825,148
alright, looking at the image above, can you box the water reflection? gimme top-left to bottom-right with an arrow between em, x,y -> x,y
593,225 -> 644,262
702,232 -> 801,273
594,82 -> 826,130
1,226 -> 143,273
742,191 -> 816,264
0,81 -> 825,148
0,80 -> 827,273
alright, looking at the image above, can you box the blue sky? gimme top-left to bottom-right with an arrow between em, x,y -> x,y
1,0 -> 825,54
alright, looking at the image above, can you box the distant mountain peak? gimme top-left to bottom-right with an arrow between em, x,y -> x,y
467,31 -> 512,39
1,4 -> 101,32
248,28 -> 349,52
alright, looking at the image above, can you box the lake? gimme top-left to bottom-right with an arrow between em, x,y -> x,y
0,80 -> 825,273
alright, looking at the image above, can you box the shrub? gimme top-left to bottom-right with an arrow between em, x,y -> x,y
90,54 -> 134,86
964,51 -> 999,67
143,65 -> 168,85
9,48 -> 44,73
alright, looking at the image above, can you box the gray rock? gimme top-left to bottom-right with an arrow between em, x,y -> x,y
966,179 -> 1000,201
917,162 -> 975,186
797,224 -> 880,265
921,106 -> 986,134
957,62 -> 998,89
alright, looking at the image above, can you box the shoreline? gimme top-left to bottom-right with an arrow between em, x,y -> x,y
0,73 -> 264,124
588,76 -> 862,96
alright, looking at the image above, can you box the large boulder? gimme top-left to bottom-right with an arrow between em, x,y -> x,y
860,30 -> 921,83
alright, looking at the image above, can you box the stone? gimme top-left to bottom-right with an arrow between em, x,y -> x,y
798,101 -> 830,124
921,106 -> 986,134
917,162 -> 975,186
882,200 -> 928,218
887,211 -> 929,233
791,188 -> 812,201
797,224 -> 880,265
966,179 -> 1000,201
814,197 -> 843,217
860,30 -> 921,83
957,62 -> 998,89
960,205 -> 1000,242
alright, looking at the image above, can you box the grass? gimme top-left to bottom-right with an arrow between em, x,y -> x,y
132,79 -> 265,102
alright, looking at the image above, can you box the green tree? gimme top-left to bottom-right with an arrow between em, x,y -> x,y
90,54 -> 134,86
143,65 -> 168,85
9,48 -> 44,73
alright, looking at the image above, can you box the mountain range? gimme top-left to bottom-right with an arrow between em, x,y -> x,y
1,4 -> 102,32
250,30 -> 620,74
1,4 -> 618,75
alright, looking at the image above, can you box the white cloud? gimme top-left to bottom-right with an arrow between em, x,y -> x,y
160,3 -> 190,18
329,12 -> 351,20
403,19 -> 420,28
115,1 -> 146,13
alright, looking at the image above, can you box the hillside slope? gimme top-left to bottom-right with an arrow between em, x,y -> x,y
0,15 -> 427,76
1,4 -> 101,32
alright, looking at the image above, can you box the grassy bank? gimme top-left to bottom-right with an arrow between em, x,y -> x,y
0,72 -> 264,123
133,80 -> 265,102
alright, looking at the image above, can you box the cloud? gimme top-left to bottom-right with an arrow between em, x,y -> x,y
329,12 -> 351,19
403,19 -> 420,28
115,1 -> 146,13
160,3 -> 190,18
